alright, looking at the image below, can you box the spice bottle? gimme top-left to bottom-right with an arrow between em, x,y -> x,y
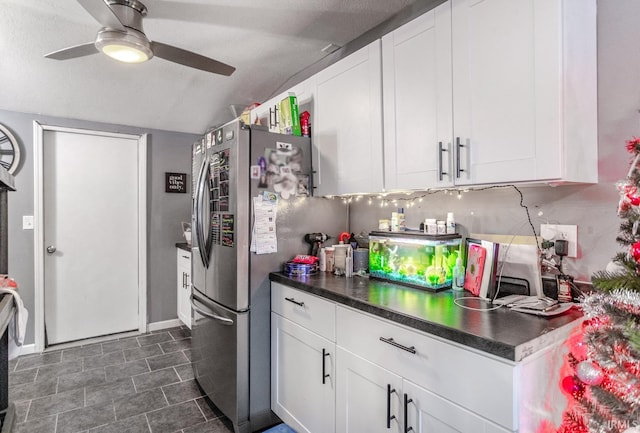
319,248 -> 326,272
446,212 -> 456,234
325,247 -> 335,273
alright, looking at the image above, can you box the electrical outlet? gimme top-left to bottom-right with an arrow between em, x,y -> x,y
540,224 -> 578,258
22,215 -> 34,230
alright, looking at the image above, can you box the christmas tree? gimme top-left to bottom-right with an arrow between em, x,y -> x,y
555,137 -> 640,433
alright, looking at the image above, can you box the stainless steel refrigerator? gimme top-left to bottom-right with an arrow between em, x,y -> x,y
190,120 -> 328,433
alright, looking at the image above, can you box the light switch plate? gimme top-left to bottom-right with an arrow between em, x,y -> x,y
22,215 -> 34,230
540,224 -> 578,258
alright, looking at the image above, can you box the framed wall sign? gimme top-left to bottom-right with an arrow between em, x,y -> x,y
165,172 -> 187,193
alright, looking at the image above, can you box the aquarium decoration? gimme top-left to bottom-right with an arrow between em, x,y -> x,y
369,231 -> 462,292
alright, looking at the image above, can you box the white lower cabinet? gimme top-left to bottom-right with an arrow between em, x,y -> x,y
271,314 -> 335,433
271,283 -> 336,433
271,282 -> 571,433
176,248 -> 191,329
403,379 -> 510,433
336,347 -> 403,433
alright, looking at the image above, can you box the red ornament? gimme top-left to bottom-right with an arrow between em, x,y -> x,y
628,193 -> 640,206
562,375 -> 585,399
572,341 -> 588,361
627,137 -> 640,154
632,242 -> 640,263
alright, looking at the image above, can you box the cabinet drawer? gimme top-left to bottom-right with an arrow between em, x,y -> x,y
271,283 -> 336,342
336,306 -> 516,430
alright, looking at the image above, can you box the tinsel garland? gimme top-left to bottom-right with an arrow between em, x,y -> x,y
582,290 -> 640,318
556,289 -> 640,433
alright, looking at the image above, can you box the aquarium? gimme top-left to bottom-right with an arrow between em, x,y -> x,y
369,231 -> 462,291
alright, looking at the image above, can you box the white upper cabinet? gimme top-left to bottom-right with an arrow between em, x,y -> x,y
451,0 -> 597,185
383,3 -> 454,190
383,0 -> 597,190
313,41 -> 384,195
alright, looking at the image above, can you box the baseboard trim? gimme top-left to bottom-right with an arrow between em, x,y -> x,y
147,318 -> 183,332
16,344 -> 36,357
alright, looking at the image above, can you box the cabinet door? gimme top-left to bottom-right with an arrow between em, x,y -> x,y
271,313 -> 335,433
176,249 -> 191,329
403,380 -> 510,433
383,2 -> 453,190
452,0 -> 562,185
314,41 -> 384,196
336,347 -> 403,433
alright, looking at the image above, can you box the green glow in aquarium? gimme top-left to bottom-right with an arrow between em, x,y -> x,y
369,231 -> 462,291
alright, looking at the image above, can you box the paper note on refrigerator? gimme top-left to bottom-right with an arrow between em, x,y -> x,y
251,194 -> 278,254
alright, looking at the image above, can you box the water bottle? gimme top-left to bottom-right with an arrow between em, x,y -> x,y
452,257 -> 465,291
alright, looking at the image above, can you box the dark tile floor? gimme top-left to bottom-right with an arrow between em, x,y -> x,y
8,327 -> 236,433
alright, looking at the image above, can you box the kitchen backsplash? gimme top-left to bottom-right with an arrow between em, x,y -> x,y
348,183 -> 620,282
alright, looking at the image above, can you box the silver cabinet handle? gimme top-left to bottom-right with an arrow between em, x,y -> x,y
46,245 -> 56,254
284,297 -> 305,307
190,296 -> 233,326
456,137 -> 467,179
438,141 -> 448,182
379,337 -> 416,354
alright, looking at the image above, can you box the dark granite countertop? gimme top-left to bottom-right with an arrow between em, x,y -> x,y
269,272 -> 583,362
176,242 -> 191,252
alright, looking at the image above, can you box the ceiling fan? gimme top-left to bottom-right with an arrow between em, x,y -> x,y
44,0 -> 236,76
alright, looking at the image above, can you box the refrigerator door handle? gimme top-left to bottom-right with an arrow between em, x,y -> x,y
191,296 -> 234,326
194,156 -> 209,268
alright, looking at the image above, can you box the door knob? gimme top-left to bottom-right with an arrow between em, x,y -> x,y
46,245 -> 56,254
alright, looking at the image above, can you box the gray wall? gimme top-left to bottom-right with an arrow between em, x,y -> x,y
0,109 -> 197,345
349,0 -> 639,283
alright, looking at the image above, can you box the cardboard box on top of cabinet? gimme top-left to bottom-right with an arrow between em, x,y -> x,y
279,93 -> 301,136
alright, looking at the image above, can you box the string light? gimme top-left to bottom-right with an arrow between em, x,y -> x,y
349,185 -> 538,246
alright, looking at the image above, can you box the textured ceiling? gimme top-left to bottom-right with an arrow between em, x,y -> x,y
0,0 -> 415,134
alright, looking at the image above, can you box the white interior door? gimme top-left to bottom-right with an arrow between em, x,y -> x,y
43,129 -> 141,345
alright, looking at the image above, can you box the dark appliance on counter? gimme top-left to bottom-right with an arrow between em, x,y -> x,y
190,121 -> 316,433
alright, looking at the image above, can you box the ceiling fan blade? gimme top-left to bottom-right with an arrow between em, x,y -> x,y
151,41 -> 236,76
77,0 -> 125,31
45,42 -> 99,60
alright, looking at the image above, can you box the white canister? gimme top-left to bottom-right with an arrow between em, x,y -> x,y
325,247 -> 335,272
424,218 -> 437,235
437,220 -> 446,235
333,244 -> 349,272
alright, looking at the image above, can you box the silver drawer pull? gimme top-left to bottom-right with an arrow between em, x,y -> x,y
285,297 -> 305,307
380,337 -> 416,355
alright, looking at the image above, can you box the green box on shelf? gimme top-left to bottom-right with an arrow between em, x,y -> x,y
279,93 -> 301,136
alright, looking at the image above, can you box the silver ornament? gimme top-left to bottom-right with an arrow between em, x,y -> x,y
605,260 -> 626,274
576,360 -> 604,386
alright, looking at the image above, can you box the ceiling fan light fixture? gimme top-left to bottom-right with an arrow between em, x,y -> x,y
95,29 -> 153,64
